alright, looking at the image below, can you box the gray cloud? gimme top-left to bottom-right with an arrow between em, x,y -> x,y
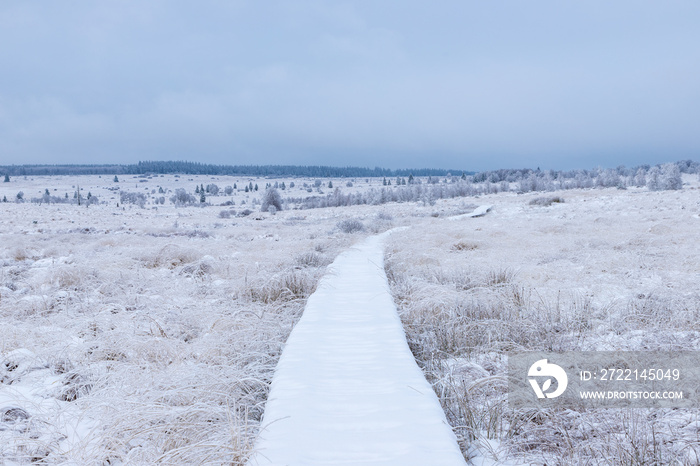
1,1 -> 699,170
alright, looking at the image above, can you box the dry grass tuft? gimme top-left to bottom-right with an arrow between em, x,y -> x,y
142,244 -> 200,269
451,240 -> 479,251
529,196 -> 564,206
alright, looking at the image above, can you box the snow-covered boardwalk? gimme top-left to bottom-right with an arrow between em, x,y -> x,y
249,231 -> 466,466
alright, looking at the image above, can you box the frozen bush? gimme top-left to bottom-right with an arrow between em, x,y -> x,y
261,188 -> 283,212
170,188 -> 196,206
120,191 -> 147,207
646,166 -> 662,191
206,184 -> 220,196
337,219 -> 365,233
660,163 -> 682,190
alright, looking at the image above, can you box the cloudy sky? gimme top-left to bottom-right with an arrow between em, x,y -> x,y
1,1 -> 699,171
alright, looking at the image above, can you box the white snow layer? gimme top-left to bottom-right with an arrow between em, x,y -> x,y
249,230 -> 466,466
447,204 -> 492,220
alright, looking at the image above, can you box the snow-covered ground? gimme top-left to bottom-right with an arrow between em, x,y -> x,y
2,173 -> 700,464
385,174 -> 700,464
249,230 -> 464,466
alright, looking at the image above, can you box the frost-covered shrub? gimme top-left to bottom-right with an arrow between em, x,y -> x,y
596,169 -> 622,188
647,166 -> 662,191
660,163 -> 682,190
633,168 -> 647,187
170,188 -> 196,206
337,219 -> 365,233
84,194 -> 100,206
120,191 -> 146,207
260,188 -> 283,212
646,164 -> 682,191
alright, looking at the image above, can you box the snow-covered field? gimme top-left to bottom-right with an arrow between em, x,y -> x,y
385,174 -> 700,464
1,173 -> 700,464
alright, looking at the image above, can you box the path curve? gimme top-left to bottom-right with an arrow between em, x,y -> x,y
248,229 -> 470,465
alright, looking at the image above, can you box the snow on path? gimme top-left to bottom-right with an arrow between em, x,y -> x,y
249,229 -> 466,466
447,204 -> 492,220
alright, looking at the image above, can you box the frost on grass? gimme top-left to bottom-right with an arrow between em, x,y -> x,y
0,201 -> 354,464
337,218 -> 365,233
384,187 -> 700,465
528,196 -> 564,206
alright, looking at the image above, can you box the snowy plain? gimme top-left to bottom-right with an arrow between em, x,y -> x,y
1,173 -> 700,464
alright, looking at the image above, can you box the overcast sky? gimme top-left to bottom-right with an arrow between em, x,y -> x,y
1,1 -> 699,171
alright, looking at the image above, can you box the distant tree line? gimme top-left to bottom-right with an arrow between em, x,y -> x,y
284,161 -> 696,210
5,160 -> 697,212
0,161 -> 466,178
0,164 -> 126,176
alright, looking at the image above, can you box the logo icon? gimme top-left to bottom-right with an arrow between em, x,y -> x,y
528,359 -> 568,399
